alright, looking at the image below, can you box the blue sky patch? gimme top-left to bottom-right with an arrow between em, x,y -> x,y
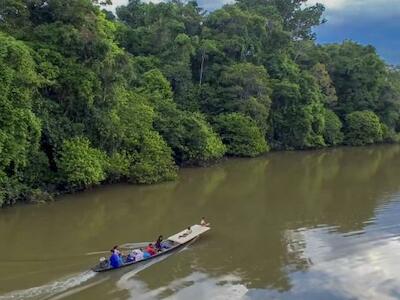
109,0 -> 400,65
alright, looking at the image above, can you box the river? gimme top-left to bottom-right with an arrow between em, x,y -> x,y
1,145 -> 400,300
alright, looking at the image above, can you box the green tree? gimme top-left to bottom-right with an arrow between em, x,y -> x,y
2,0 -> 400,207
271,71 -> 325,149
0,33 -> 42,206
141,69 -> 225,165
203,63 -> 272,134
237,0 -> 325,40
377,67 -> 400,130
323,42 -> 386,117
323,109 -> 343,146
213,113 -> 268,157
129,131 -> 177,184
345,111 -> 383,146
57,137 -> 107,188
174,112 -> 226,165
311,63 -> 338,106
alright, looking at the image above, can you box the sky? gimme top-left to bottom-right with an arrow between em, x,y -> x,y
107,0 -> 400,65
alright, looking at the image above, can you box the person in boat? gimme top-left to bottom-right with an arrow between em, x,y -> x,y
146,243 -> 157,256
99,257 -> 108,268
131,249 -> 144,261
201,217 -> 210,227
109,249 -> 122,268
179,226 -> 192,238
143,247 -> 152,259
112,245 -> 121,256
155,235 -> 163,251
126,253 -> 134,262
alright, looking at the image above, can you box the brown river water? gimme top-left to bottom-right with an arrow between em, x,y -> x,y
2,145 -> 400,300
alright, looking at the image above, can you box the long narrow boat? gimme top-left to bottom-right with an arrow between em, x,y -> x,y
92,224 -> 210,272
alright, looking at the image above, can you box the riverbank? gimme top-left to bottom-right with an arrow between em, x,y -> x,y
2,0 -> 400,209
1,144 -> 398,209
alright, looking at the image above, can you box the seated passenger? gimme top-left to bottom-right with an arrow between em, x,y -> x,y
109,250 -> 122,268
146,243 -> 157,256
200,217 -> 210,227
112,245 -> 121,256
132,249 -> 144,261
155,235 -> 163,251
126,253 -> 135,262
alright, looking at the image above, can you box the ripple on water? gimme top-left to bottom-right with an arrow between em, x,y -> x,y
0,271 -> 97,300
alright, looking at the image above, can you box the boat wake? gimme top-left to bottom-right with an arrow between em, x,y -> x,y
117,240 -> 195,293
117,252 -> 173,289
0,271 -> 97,300
1,237 -> 199,300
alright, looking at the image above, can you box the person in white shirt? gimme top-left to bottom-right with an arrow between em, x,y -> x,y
200,217 -> 210,227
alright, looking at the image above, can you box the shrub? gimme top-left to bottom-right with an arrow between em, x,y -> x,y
129,131 -> 177,184
345,111 -> 383,146
213,113 -> 268,157
158,112 -> 226,165
381,124 -> 400,143
106,151 -> 131,182
323,109 -> 344,146
57,137 -> 107,188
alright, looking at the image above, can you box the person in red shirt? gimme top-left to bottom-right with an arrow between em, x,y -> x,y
146,243 -> 157,256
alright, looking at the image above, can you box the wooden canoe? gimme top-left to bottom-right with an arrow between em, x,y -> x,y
92,224 -> 210,272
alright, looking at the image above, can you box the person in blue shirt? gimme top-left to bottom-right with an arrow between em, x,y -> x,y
109,249 -> 122,268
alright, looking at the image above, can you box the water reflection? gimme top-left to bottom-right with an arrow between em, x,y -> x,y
1,146 -> 400,299
121,272 -> 247,300
251,196 -> 400,300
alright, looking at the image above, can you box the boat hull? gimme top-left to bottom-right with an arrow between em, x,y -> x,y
91,224 -> 210,273
92,237 -> 197,273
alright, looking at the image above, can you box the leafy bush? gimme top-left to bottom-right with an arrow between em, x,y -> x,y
57,137 -> 107,188
129,131 -> 177,184
157,111 -> 226,165
0,175 -> 52,207
345,111 -> 383,146
213,113 -> 268,157
381,124 -> 400,143
323,109 -> 344,146
179,113 -> 226,164
106,151 -> 131,182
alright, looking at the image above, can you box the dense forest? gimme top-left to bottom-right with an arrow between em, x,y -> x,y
1,0 -> 400,207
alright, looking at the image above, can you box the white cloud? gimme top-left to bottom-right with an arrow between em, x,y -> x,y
105,0 -> 163,12
104,0 -> 126,11
308,0 -> 347,10
309,0 -> 400,25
